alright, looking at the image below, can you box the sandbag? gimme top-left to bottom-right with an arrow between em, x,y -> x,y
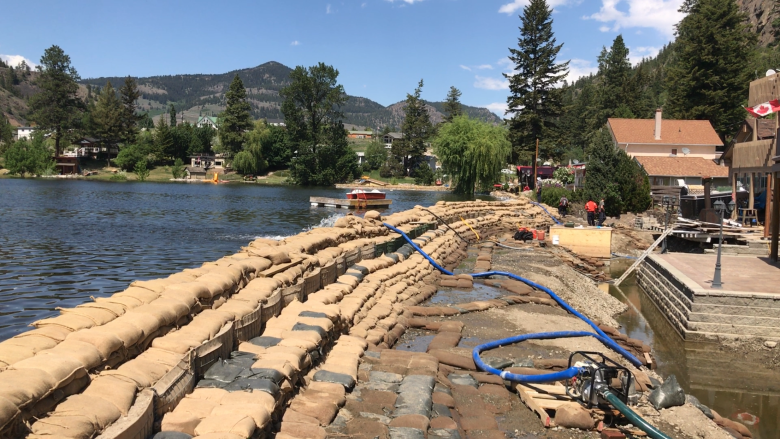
162,411 -> 201,436
92,320 -> 145,348
12,354 -> 86,389
198,273 -> 235,298
194,413 -> 256,438
45,340 -> 103,370
67,329 -> 124,360
248,246 -> 291,265
131,279 -> 172,294
138,348 -> 185,369
648,375 -> 686,410
96,294 -> 144,310
58,306 -> 116,326
188,388 -> 229,401
173,397 -> 218,419
119,286 -> 162,303
0,395 -> 20,430
76,301 -> 127,317
56,394 -> 122,430
0,368 -> 56,407
83,375 -> 137,415
220,390 -> 277,413
152,432 -> 193,439
15,326 -> 71,343
211,404 -> 271,429
30,413 -> 95,439
165,282 -> 213,301
31,314 -> 95,332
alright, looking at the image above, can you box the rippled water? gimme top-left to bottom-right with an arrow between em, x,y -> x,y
0,179 -> 482,339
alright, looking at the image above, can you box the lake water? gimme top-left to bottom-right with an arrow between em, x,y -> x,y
0,179 -> 482,339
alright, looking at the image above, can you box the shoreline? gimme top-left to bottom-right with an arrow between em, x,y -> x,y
335,183 -> 452,192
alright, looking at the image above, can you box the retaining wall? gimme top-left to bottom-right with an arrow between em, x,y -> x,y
637,255 -> 780,341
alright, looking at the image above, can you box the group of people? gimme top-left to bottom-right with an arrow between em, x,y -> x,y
585,197 -> 607,226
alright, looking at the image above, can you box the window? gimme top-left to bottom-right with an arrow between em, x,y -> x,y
671,148 -> 678,156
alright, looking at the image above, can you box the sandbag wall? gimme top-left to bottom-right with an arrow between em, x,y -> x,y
0,199 -> 552,439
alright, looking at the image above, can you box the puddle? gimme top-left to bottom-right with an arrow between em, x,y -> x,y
429,282 -> 504,304
606,259 -> 780,439
395,332 -> 434,352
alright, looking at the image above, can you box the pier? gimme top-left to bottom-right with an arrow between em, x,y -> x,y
309,196 -> 392,209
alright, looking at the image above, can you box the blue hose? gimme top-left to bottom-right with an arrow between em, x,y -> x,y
529,201 -> 563,225
382,223 -> 643,371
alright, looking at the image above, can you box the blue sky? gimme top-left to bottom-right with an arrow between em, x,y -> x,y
0,0 -> 684,117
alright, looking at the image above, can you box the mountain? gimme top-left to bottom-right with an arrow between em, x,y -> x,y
78,61 -> 502,127
0,66 -> 39,127
737,0 -> 778,46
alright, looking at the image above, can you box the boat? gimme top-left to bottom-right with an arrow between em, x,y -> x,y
346,189 -> 386,200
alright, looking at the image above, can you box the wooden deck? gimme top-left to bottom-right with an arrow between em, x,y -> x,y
309,196 -> 392,209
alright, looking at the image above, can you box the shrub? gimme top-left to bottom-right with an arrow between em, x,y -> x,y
540,187 -> 578,208
413,164 -> 435,186
553,167 -> 574,184
4,135 -> 51,177
134,160 -> 150,181
171,158 -> 185,179
110,171 -> 128,181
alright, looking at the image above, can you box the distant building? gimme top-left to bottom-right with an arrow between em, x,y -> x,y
196,116 -> 219,130
348,130 -> 373,139
266,119 -> 286,127
16,126 -> 35,140
383,132 -> 402,148
607,109 -> 727,187
71,137 -> 119,160
186,154 -> 226,179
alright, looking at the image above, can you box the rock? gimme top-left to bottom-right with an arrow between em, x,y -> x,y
764,340 -> 777,349
553,402 -> 595,430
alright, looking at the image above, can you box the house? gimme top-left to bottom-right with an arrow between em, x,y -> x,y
16,126 -> 34,140
607,109 -> 728,187
266,119 -> 285,127
196,116 -> 219,130
383,132 -> 402,148
54,156 -> 81,175
348,130 -> 373,139
186,154 -> 226,179
71,137 -> 119,160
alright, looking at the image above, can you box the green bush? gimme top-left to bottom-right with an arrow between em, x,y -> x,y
134,161 -> 150,181
110,171 -> 128,181
553,167 -> 574,184
413,164 -> 435,186
4,135 -> 51,177
540,187 -> 576,208
171,158 -> 185,179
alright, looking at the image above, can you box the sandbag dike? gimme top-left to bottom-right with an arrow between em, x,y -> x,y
0,198 -> 553,439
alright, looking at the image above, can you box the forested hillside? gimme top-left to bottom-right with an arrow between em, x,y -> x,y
79,61 -> 501,128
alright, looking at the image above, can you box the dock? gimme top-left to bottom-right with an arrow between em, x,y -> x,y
309,196 -> 392,209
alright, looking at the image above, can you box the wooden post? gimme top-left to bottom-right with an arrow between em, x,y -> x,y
533,138 -> 539,189
766,173 -> 773,238
749,172 -> 755,210
732,172 -> 738,220
772,171 -> 780,261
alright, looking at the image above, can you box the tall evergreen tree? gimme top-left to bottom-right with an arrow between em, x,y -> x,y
219,75 -> 252,157
666,0 -> 756,139
395,80 -> 433,175
169,104 -> 177,127
119,76 -> 141,144
443,86 -> 463,122
584,130 -> 623,216
92,81 -> 123,164
595,35 -> 636,126
154,115 -> 173,160
0,116 -> 13,153
28,45 -> 86,156
505,0 -> 569,169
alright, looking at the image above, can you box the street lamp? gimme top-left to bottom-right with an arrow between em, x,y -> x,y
661,195 -> 676,253
711,198 -> 736,288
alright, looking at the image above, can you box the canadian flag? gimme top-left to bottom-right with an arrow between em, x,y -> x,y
745,99 -> 780,117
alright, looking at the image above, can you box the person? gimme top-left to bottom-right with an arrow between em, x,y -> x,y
598,198 -> 606,226
558,195 -> 569,218
585,197 -> 597,226
536,182 -> 542,202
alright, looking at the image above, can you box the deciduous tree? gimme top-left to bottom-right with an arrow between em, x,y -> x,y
364,140 -> 388,171
4,133 -> 52,177
505,0 -> 569,167
28,45 -> 85,156
280,63 -> 358,185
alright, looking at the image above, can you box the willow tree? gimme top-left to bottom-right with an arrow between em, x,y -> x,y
432,115 -> 510,194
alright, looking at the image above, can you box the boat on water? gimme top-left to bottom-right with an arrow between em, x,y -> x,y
346,189 -> 387,200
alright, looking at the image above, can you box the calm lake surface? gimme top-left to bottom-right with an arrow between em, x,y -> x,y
0,179 -> 484,339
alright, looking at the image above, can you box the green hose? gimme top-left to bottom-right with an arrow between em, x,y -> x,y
602,390 -> 672,439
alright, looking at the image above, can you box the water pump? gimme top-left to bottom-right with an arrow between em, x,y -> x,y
565,351 -> 638,409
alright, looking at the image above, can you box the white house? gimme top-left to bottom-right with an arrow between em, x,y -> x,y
196,116 -> 219,130
16,126 -> 35,140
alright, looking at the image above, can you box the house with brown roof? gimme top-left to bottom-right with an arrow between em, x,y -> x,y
607,109 -> 728,187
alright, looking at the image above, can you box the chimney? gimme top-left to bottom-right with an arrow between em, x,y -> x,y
654,108 -> 662,140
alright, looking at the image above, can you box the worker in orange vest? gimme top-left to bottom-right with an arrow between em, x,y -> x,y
585,197 -> 598,226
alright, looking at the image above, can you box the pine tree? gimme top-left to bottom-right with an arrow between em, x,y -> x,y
169,104 -> 177,127
0,116 -> 14,154
506,0 -> 569,168
119,76 -> 141,144
219,75 -> 252,157
595,35 -> 636,127
92,81 -> 123,164
154,115 -> 173,161
443,86 -> 463,122
666,0 -> 756,139
28,45 -> 86,156
395,80 -> 433,175
584,130 -> 623,216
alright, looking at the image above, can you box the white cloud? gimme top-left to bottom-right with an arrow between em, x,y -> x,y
476,64 -> 493,70
361,2 -> 367,7
290,40 -> 301,46
499,0 -> 573,14
483,102 -> 508,117
0,54 -> 37,68
474,75 -> 509,90
459,65 -> 472,71
566,58 -> 598,82
386,0 -> 423,3
629,46 -> 661,65
599,26 -> 611,32
586,0 -> 685,38
326,4 -> 332,13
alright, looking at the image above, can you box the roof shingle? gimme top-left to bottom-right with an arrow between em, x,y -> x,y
635,156 -> 728,178
608,118 -> 723,146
